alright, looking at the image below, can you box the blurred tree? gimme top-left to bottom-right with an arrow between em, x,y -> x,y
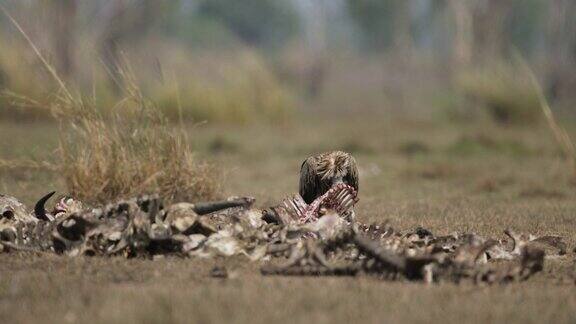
448,0 -> 473,67
197,0 -> 300,47
347,0 -> 398,51
448,0 -> 514,66
472,0 -> 514,61
97,0 -> 167,92
506,0 -> 546,54
392,0 -> 413,54
291,0 -> 332,99
545,0 -> 576,101
156,1 -> 237,48
41,0 -> 77,79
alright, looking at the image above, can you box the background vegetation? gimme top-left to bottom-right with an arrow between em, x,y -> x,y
1,0 -> 575,123
1,0 -> 575,207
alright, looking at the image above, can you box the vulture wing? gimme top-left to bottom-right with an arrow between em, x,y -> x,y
299,157 -> 321,204
344,154 -> 359,193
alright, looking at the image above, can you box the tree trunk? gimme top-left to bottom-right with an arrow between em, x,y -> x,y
470,0 -> 513,63
50,0 -> 77,79
97,0 -> 163,93
393,0 -> 413,56
448,0 -> 473,68
545,0 -> 576,101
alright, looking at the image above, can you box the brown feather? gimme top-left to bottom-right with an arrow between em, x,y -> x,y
299,157 -> 321,204
299,151 -> 359,204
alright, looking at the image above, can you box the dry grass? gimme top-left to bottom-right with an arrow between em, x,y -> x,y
456,62 -> 542,125
0,27 -> 295,124
517,54 -> 576,179
58,97 -> 221,205
48,66 -> 222,204
150,48 -> 295,123
0,8 -> 221,204
2,117 -> 576,324
3,7 -> 576,324
1,85 -> 222,204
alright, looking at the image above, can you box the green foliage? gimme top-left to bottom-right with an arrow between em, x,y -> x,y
163,15 -> 239,48
0,38 -> 52,120
148,49 -> 295,123
197,0 -> 300,47
0,31 -> 295,124
506,0 -> 547,53
347,0 -> 398,50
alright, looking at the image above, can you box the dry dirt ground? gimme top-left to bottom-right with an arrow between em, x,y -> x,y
1,117 -> 576,323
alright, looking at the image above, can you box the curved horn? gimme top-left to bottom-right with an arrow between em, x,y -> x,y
504,228 -> 522,255
34,191 -> 56,221
193,197 -> 255,215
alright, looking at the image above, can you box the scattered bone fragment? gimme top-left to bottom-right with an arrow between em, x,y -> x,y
504,228 -> 567,257
0,194 -> 37,223
210,266 -> 229,278
261,240 -> 359,276
0,188 -> 562,285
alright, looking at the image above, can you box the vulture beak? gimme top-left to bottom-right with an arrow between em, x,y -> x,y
332,177 -> 344,187
34,191 -> 56,222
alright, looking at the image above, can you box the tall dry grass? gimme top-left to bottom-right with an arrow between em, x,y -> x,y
149,47 -> 295,123
0,7 -> 221,204
516,53 -> 576,179
57,75 -> 222,204
456,62 -> 542,125
457,54 -> 576,179
0,33 -> 54,120
0,31 -> 295,124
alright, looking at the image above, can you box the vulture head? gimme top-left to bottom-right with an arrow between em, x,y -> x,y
299,151 -> 359,204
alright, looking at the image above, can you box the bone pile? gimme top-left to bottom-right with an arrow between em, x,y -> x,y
0,189 -> 568,284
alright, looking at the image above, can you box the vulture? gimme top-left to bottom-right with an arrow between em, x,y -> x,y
299,151 -> 359,205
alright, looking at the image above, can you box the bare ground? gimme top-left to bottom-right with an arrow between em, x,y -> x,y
1,117 -> 576,324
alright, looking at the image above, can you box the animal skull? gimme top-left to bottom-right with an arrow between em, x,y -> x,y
0,194 -> 37,224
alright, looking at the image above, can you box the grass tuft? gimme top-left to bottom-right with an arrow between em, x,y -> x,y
0,7 -> 221,204
58,94 -> 222,205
